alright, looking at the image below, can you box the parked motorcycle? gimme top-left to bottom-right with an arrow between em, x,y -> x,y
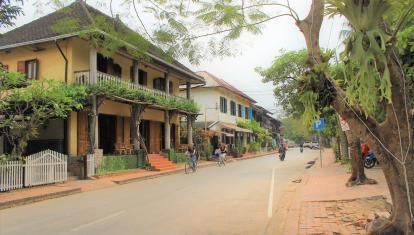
364,151 -> 378,169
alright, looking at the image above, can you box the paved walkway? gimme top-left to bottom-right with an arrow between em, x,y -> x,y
283,149 -> 391,235
0,151 -> 277,210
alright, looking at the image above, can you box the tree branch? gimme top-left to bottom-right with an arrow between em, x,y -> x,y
189,13 -> 292,40
132,0 -> 154,42
241,2 -> 299,20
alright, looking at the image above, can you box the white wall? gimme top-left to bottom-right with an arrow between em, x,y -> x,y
190,88 -> 220,124
188,87 -> 251,126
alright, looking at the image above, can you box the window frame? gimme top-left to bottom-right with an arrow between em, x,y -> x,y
230,101 -> 236,116
25,59 -> 38,80
220,97 -> 228,113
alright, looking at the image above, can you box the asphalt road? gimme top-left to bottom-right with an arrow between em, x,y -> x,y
0,148 -> 319,235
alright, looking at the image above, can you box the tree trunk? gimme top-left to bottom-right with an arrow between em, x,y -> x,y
130,104 -> 147,154
346,131 -> 376,186
297,1 -> 414,233
87,96 -> 98,154
337,116 -> 349,160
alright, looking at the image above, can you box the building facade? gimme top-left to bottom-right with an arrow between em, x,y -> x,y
0,1 -> 204,157
183,71 -> 255,148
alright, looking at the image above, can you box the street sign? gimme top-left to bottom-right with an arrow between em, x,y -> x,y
313,118 -> 325,130
339,115 -> 350,132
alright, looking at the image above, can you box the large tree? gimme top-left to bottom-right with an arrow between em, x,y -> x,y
21,0 -> 414,232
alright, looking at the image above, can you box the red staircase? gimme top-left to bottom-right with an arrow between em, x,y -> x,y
147,154 -> 177,171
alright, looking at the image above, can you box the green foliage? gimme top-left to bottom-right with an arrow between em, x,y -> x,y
236,118 -> 270,144
162,149 -> 187,163
327,0 -> 392,116
280,118 -> 311,143
199,140 -> 213,160
230,139 -> 244,157
0,0 -> 23,28
97,155 -> 140,175
87,80 -> 199,113
0,71 -> 86,156
256,49 -> 308,116
249,141 -> 260,153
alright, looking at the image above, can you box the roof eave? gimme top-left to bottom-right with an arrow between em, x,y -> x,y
0,32 -> 81,50
0,30 -> 204,83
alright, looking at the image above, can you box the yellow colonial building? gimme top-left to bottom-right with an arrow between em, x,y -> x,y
0,1 -> 203,158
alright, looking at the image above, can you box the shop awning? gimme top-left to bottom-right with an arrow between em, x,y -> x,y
218,122 -> 253,133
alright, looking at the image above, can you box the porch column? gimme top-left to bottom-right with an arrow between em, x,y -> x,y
165,111 -> 171,150
164,72 -> 171,149
89,47 -> 97,83
186,81 -> 191,99
132,59 -> 139,85
187,114 -> 193,146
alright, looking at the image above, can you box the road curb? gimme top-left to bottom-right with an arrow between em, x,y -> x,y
113,152 -> 276,185
0,187 -> 81,210
113,162 -> 217,185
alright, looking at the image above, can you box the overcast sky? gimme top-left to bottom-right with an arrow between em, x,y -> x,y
4,0 -> 345,119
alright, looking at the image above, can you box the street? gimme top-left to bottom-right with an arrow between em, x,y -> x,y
0,149 -> 318,235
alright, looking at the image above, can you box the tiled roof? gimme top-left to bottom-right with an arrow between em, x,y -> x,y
196,71 -> 256,103
0,1 -> 202,82
0,2 -> 92,47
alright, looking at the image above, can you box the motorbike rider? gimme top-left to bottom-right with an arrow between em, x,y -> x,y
278,143 -> 286,160
299,143 -> 304,153
361,143 -> 369,158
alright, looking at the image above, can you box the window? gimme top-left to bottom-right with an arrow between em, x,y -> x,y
139,69 -> 147,86
130,68 -> 148,86
238,104 -> 244,117
113,63 -> 122,78
220,97 -> 227,113
153,77 -> 166,91
230,101 -> 236,116
17,60 -> 38,80
245,107 -> 249,119
169,81 -> 173,94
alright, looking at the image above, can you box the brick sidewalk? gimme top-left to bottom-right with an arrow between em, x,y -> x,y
283,149 -> 391,235
0,151 -> 276,210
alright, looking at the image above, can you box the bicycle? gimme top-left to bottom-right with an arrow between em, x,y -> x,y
217,154 -> 226,167
185,156 -> 197,174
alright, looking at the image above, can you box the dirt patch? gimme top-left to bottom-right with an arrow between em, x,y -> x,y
299,196 -> 391,234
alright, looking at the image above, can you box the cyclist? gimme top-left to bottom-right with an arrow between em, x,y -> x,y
186,144 -> 197,170
219,143 -> 227,162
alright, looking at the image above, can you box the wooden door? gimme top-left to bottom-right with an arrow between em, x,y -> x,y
77,111 -> 88,156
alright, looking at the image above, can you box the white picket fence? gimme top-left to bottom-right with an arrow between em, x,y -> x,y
0,150 -> 69,191
0,161 -> 24,192
86,154 -> 95,177
25,150 -> 67,187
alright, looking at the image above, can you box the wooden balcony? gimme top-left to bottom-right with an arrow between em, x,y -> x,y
74,70 -> 186,101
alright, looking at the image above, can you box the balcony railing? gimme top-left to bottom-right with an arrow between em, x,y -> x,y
74,70 -> 186,101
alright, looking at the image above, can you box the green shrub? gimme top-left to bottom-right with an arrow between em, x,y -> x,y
162,149 -> 187,163
97,155 -> 140,175
249,142 -> 260,153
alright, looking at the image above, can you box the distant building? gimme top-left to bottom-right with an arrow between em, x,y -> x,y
252,105 -> 281,146
181,71 -> 256,148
